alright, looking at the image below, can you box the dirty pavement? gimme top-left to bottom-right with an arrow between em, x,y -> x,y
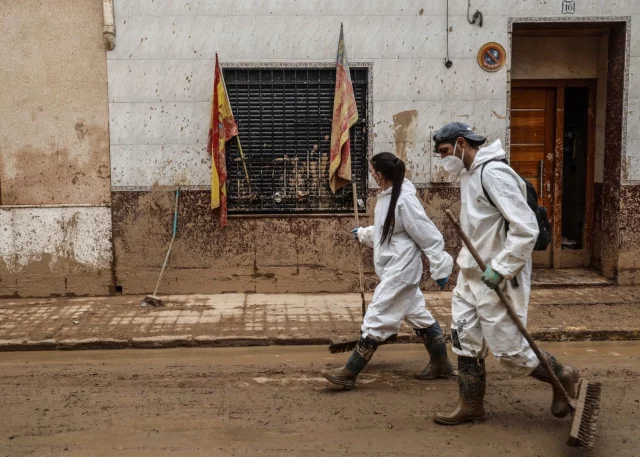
1,342 -> 638,456
1,286 -> 640,350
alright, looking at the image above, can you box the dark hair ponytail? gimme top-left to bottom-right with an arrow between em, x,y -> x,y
370,152 -> 406,244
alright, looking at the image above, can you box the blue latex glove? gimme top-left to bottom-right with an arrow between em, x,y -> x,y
435,278 -> 448,290
351,228 -> 359,240
481,266 -> 503,290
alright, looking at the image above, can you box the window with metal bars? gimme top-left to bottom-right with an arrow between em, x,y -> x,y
224,67 -> 369,214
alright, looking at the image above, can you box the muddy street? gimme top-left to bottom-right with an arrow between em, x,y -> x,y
0,342 -> 638,456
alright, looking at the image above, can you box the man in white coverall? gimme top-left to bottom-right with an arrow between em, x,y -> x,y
322,153 -> 454,389
431,123 -> 579,425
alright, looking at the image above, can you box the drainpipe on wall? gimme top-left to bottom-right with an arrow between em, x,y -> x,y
103,0 -> 116,51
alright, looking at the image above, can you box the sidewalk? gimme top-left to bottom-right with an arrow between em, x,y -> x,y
1,286 -> 640,351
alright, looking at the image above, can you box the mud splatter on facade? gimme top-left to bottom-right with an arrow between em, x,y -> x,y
1,1 -> 639,296
0,0 -> 112,296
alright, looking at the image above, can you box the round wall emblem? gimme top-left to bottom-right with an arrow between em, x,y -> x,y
477,42 -> 506,72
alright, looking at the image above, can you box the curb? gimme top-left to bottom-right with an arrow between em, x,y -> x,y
57,338 -> 130,350
194,336 -> 270,347
130,335 -> 196,349
0,329 -> 639,352
0,339 -> 57,351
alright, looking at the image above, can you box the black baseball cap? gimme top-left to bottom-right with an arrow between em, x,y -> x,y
432,122 -> 487,144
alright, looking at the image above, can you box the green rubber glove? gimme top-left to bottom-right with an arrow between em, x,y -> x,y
481,266 -> 503,290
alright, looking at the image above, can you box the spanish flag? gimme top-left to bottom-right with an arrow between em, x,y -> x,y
207,53 -> 238,227
329,24 -> 359,194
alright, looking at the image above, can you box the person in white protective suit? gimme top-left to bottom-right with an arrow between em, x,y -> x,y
321,152 -> 455,390
431,122 -> 579,425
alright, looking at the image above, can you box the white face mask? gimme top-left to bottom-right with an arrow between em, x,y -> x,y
440,143 -> 465,177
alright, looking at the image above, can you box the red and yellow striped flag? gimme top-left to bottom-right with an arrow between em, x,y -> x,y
329,23 -> 359,194
207,53 -> 238,227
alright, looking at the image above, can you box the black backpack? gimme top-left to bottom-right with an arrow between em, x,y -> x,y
480,159 -> 552,251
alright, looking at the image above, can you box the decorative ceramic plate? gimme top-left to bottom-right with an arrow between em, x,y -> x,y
478,42 -> 506,72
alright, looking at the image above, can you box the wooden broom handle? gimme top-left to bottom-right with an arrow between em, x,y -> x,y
444,209 -> 572,405
353,183 -> 366,318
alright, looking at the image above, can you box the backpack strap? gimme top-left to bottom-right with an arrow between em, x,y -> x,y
479,158 -> 520,288
480,159 -> 508,208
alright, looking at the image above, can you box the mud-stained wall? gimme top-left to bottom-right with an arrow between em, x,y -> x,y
0,207 -> 113,297
106,0 -> 637,294
112,190 -> 367,294
107,0 -> 509,294
0,0 -> 113,296
601,25 -> 628,279
111,187 -> 461,294
618,185 -> 640,284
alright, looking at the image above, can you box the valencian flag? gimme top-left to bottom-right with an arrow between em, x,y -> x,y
329,23 -> 359,193
207,53 -> 238,227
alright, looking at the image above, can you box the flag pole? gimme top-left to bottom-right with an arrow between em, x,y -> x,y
352,182 -> 366,317
235,136 -> 251,194
218,59 -> 252,194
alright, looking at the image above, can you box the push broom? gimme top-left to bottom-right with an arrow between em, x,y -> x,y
445,209 -> 601,450
328,184 -> 398,354
141,189 -> 180,308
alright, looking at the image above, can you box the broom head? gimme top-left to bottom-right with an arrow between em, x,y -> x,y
567,379 -> 601,450
141,295 -> 164,307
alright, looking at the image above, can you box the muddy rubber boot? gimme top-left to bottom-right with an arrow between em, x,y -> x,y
321,336 -> 379,390
414,322 -> 455,380
530,350 -> 579,418
434,356 -> 486,425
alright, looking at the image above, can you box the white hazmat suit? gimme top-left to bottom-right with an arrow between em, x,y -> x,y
452,139 -> 540,375
357,179 -> 453,341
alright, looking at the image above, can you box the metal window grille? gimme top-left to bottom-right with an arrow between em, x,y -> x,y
224,67 -> 369,214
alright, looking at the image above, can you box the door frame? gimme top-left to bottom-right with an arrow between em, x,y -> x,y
511,79 -> 597,268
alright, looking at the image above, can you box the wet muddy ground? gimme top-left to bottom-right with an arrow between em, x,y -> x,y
0,342 -> 638,456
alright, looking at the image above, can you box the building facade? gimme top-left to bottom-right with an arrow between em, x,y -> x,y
1,0 -> 638,297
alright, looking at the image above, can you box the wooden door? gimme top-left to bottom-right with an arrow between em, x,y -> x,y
510,88 -> 556,267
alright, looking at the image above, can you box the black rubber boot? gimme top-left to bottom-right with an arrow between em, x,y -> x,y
530,350 -> 579,418
321,336 -> 379,390
414,322 -> 455,380
434,356 -> 486,425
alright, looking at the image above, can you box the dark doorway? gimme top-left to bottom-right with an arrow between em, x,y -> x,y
561,87 -> 590,250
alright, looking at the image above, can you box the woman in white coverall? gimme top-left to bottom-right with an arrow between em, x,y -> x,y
321,152 -> 454,389
431,122 -> 579,425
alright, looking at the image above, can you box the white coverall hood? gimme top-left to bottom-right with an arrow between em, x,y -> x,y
451,139 -> 540,375
357,179 -> 454,340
